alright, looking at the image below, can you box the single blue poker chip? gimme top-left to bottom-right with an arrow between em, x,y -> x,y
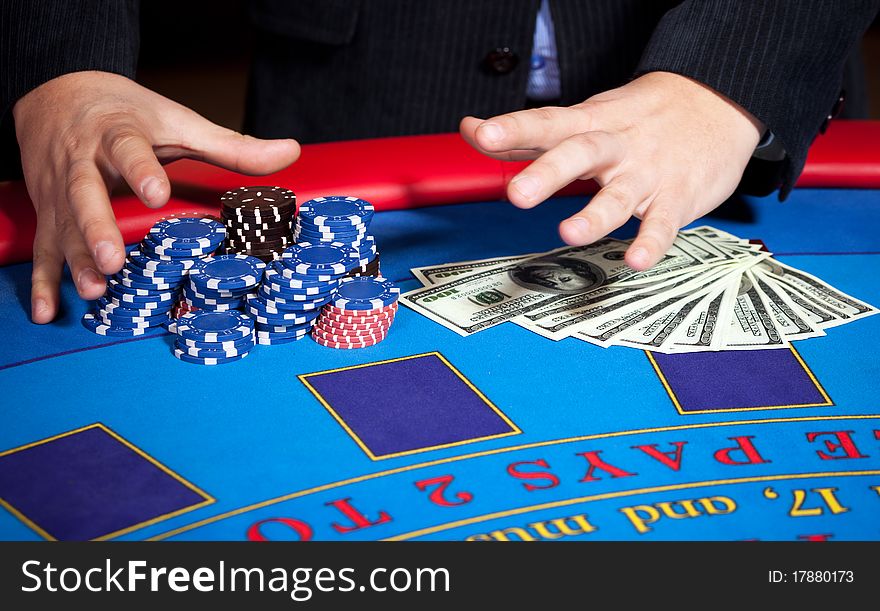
188,254 -> 266,291
142,235 -> 218,257
250,309 -> 319,326
174,310 -> 254,342
292,235 -> 371,251
293,233 -> 367,246
97,313 -> 170,328
172,347 -> 249,365
295,225 -> 367,239
183,286 -> 245,306
122,263 -> 186,280
97,306 -> 171,322
183,282 -> 251,300
173,339 -> 251,358
127,249 -> 198,273
330,276 -> 400,310
114,272 -> 182,290
279,242 -> 357,276
148,217 -> 226,249
255,331 -> 309,345
294,223 -> 368,237
106,285 -> 177,306
178,335 -> 255,350
97,297 -> 170,316
182,300 -> 240,313
248,294 -> 330,314
81,311 -> 161,337
260,281 -> 335,299
298,196 -> 374,227
254,319 -> 316,334
263,264 -> 335,290
258,283 -> 332,301
103,295 -> 176,311
245,294 -> 326,317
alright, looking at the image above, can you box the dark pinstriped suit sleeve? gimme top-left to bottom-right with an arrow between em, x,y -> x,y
0,0 -> 140,179
635,0 -> 880,197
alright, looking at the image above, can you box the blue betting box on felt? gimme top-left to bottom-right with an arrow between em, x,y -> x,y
300,353 -> 518,459
0,425 -> 211,540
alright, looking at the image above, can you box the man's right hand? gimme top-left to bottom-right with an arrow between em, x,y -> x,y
13,71 -> 301,324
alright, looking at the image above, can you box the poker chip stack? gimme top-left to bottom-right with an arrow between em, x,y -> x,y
172,310 -> 255,365
312,276 -> 400,349
172,254 -> 267,332
221,186 -> 296,262
293,196 -> 381,278
246,242 -> 359,345
82,217 -> 225,338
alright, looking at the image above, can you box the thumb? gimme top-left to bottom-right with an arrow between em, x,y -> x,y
169,109 -> 301,175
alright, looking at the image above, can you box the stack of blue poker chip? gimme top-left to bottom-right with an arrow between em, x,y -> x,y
293,196 -> 377,257
247,241 -> 359,345
82,216 -> 224,337
182,253 -> 266,315
172,310 -> 255,365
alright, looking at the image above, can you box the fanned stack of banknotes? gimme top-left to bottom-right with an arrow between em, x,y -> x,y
402,226 -> 877,353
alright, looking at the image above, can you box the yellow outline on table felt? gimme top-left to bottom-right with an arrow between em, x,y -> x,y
646,345 -> 833,415
298,351 -> 521,461
0,422 -> 214,541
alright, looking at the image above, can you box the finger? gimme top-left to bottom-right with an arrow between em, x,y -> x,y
30,207 -> 64,324
507,131 -> 624,209
625,197 -> 682,271
459,118 -> 540,161
172,110 -> 300,175
55,200 -> 108,301
64,159 -> 126,274
103,125 -> 170,208
559,175 -> 649,246
465,106 -> 593,153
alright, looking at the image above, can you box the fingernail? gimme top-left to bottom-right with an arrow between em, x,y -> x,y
629,247 -> 649,268
94,241 -> 118,269
511,175 -> 541,201
32,298 -> 49,318
141,177 -> 163,203
77,267 -> 102,288
478,122 -> 504,144
564,217 -> 591,241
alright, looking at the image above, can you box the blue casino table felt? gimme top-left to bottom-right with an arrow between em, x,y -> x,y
1,190 -> 879,541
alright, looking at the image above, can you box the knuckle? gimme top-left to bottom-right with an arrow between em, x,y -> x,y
31,243 -> 57,269
79,215 -> 108,239
64,160 -> 97,204
531,107 -> 556,124
600,187 -> 633,215
105,127 -> 142,159
648,212 -> 678,238
569,132 -> 601,160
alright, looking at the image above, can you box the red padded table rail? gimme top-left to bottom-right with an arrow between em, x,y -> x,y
0,120 -> 878,265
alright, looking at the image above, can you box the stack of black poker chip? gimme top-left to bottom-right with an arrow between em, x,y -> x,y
220,186 -> 296,262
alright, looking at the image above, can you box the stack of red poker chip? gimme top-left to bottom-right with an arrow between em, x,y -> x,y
312,302 -> 397,349
312,276 -> 400,349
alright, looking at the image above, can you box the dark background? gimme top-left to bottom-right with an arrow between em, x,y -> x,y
136,2 -> 880,132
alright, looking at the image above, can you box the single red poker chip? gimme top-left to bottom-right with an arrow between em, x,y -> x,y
312,323 -> 390,340
314,318 -> 393,333
317,309 -> 396,324
312,328 -> 388,343
323,302 -> 397,318
312,333 -> 387,349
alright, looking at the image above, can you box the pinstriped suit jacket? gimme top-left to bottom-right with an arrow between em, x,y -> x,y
1,0 -> 878,193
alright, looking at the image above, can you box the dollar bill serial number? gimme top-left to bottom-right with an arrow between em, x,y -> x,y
768,570 -> 854,583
